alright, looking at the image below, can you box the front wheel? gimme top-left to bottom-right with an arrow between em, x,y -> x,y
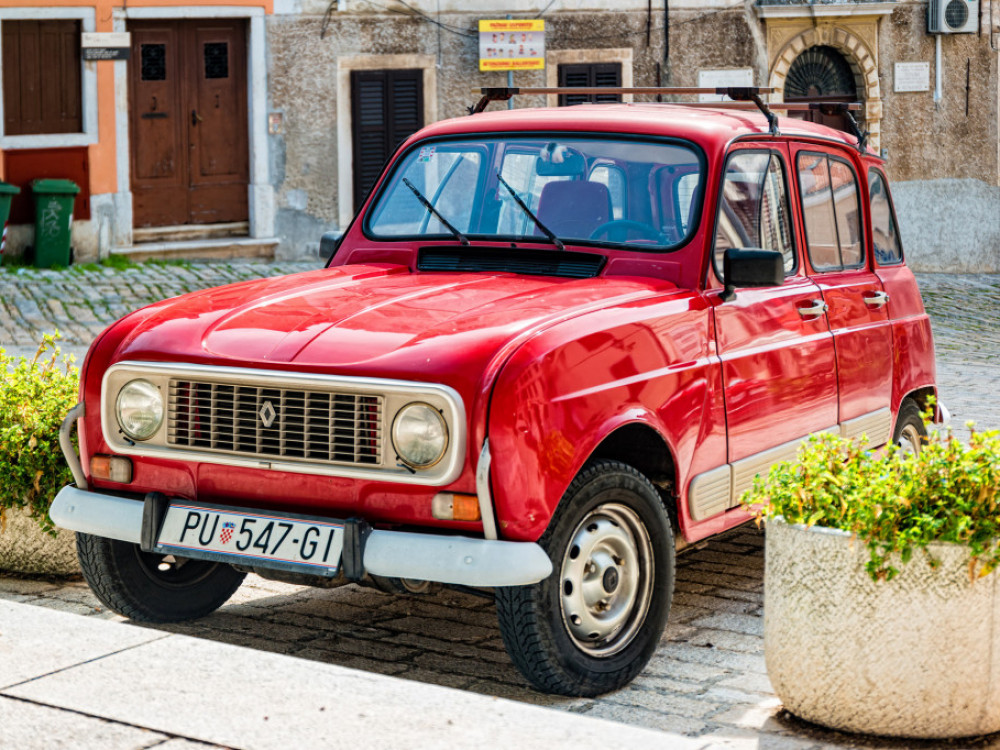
495,460 -> 675,696
77,533 -> 246,623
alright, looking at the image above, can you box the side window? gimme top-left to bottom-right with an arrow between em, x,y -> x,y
713,151 -> 796,277
829,159 -> 863,268
797,152 -> 865,271
868,169 -> 903,265
590,163 -> 626,220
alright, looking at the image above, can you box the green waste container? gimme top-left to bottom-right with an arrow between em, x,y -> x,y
32,178 -> 80,268
0,181 -> 20,256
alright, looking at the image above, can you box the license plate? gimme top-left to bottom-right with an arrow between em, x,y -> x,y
154,502 -> 345,577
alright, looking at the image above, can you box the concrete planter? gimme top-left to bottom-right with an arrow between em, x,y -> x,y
0,506 -> 79,576
765,518 -> 1000,739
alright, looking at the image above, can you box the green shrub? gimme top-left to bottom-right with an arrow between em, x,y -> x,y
742,420 -> 1000,582
0,334 -> 79,534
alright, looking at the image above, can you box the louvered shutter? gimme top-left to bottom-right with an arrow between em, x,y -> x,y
3,20 -> 82,135
351,69 -> 423,212
557,63 -> 622,106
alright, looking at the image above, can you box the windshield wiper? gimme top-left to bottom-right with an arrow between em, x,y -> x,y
496,172 -> 565,251
401,178 -> 469,246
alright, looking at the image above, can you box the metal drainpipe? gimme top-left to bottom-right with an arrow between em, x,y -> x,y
664,0 -> 670,71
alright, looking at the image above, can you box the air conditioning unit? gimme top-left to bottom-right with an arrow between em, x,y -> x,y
928,0 -> 977,33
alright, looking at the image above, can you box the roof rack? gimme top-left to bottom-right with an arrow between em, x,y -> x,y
468,87 -> 868,150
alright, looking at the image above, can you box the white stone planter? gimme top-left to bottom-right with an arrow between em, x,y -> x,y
0,506 -> 79,576
765,518 -> 1000,739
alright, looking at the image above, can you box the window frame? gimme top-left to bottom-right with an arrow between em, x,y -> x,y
795,150 -> 867,274
710,147 -> 799,283
0,7 -> 97,149
866,166 -> 905,267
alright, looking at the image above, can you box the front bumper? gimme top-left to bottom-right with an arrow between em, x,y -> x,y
50,485 -> 553,587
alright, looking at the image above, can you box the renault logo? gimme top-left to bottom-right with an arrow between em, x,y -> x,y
259,400 -> 277,428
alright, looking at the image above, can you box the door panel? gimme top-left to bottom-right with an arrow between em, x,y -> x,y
792,145 -> 893,428
189,23 -> 248,223
715,276 -> 839,464
712,143 -> 839,470
130,24 -> 186,226
130,20 -> 248,228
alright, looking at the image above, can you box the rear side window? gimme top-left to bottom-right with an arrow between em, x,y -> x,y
797,152 -> 865,272
868,169 -> 903,265
713,151 -> 796,278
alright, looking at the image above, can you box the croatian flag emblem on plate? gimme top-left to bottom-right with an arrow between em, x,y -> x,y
219,521 -> 236,545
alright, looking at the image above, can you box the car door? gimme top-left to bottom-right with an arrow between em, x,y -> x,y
791,146 -> 893,443
704,145 -> 839,517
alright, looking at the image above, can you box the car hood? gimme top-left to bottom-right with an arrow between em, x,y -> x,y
113,264 -> 677,382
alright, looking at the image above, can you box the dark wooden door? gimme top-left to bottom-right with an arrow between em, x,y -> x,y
351,69 -> 423,213
129,20 -> 248,228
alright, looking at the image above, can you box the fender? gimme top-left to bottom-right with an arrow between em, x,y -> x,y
486,289 -> 727,542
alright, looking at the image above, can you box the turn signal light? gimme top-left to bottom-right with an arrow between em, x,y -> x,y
90,455 -> 133,484
431,492 -> 481,522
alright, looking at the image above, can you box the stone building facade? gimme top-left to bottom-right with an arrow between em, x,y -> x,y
0,0 -> 996,270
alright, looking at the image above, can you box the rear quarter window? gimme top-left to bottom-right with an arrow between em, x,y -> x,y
868,168 -> 904,265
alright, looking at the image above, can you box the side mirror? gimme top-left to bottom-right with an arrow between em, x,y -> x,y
320,230 -> 344,261
721,248 -> 784,301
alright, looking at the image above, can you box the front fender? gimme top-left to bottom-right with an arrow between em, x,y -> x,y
486,292 -> 727,542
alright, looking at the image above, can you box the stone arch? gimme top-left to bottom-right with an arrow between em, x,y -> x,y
768,26 -> 882,149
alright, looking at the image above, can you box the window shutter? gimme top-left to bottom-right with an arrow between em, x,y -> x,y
557,63 -> 622,106
351,69 -> 423,212
2,20 -> 82,136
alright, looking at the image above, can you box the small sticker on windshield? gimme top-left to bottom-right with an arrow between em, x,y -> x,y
418,146 -> 436,162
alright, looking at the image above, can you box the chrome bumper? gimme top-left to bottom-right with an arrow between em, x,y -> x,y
49,485 -> 552,587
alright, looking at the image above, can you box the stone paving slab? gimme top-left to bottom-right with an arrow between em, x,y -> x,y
2,262 -> 999,747
1,600 -> 687,750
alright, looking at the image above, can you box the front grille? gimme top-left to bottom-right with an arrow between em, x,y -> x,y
167,379 -> 383,466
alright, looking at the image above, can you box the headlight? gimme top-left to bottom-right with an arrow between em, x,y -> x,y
116,379 -> 164,441
392,402 -> 448,468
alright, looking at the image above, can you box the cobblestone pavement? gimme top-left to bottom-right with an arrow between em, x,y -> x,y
1,263 -> 998,748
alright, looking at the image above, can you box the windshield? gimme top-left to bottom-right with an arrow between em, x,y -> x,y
366,136 -> 704,251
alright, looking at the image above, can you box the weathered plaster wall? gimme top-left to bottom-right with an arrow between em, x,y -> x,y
268,3 -> 999,267
894,178 -> 1000,272
879,2 -> 999,185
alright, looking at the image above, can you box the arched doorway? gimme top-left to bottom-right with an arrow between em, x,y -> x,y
784,45 -> 859,134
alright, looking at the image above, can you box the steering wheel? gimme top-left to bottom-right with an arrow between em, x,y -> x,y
588,219 -> 664,243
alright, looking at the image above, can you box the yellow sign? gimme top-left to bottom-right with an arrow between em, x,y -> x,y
479,19 -> 545,72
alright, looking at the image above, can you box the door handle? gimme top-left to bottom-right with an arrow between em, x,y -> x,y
191,109 -> 203,126
797,299 -> 828,319
863,291 -> 890,308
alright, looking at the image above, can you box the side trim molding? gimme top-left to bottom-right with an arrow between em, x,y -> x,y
689,408 -> 892,521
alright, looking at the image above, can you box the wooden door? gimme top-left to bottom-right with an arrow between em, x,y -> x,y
129,20 -> 248,228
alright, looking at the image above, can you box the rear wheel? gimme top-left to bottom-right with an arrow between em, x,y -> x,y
894,399 -> 928,456
495,460 -> 674,696
77,533 -> 245,623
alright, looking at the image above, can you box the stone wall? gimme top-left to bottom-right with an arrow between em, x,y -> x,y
267,2 -> 999,269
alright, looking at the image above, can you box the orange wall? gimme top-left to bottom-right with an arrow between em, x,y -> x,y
0,0 -> 272,195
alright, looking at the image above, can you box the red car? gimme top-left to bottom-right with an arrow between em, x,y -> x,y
53,90 -> 938,696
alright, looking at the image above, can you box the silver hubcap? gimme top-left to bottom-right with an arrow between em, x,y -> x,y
559,503 -> 654,657
897,423 -> 923,456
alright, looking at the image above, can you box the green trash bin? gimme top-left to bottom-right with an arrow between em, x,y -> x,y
0,181 -> 20,256
32,178 -> 80,268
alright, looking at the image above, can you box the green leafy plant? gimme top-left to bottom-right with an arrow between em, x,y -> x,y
0,333 -> 79,534
742,417 -> 1000,582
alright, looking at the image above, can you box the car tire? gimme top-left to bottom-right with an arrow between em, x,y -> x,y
495,460 -> 675,697
893,399 -> 928,455
76,533 -> 246,623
